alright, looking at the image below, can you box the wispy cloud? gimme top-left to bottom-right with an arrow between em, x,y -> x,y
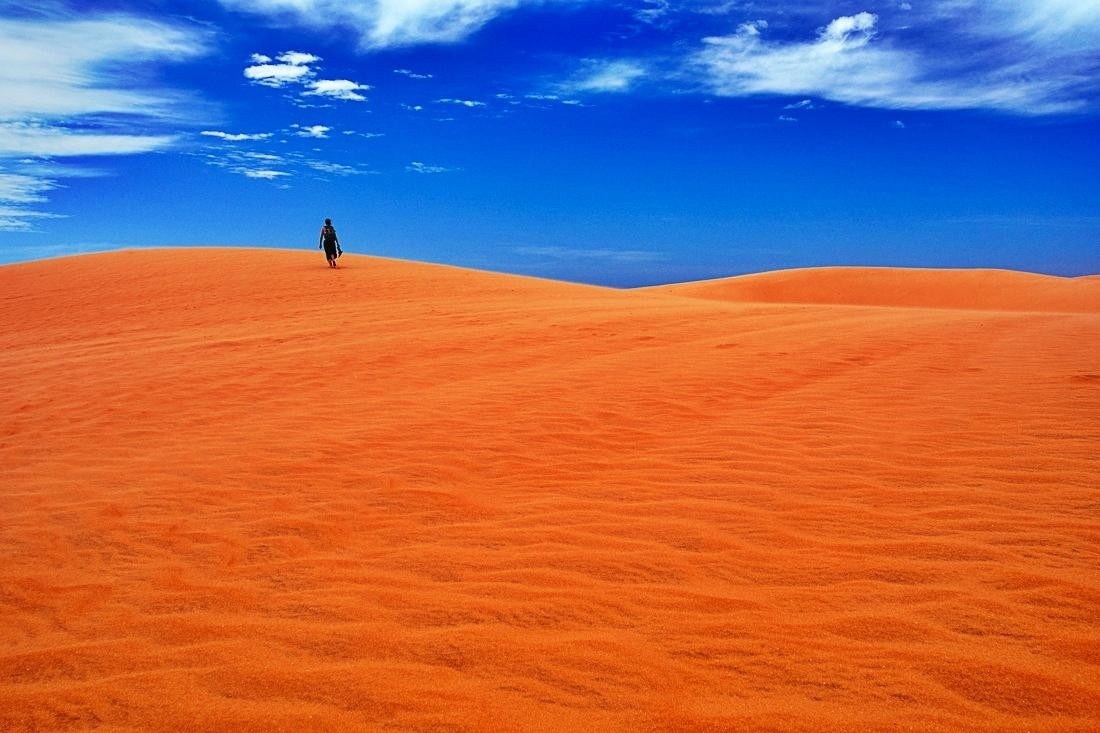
691,6 -> 1100,115
635,0 -> 671,26
394,68 -> 433,79
199,149 -> 289,181
243,169 -> 289,179
0,14 -> 210,123
219,0 -> 542,49
560,59 -> 646,94
0,172 -> 63,232
293,124 -> 331,138
201,130 -> 273,142
0,12 -> 210,228
784,99 -> 817,110
305,160 -> 372,176
0,123 -> 177,157
199,146 -> 372,182
0,172 -> 58,204
436,98 -> 487,108
0,205 -> 65,232
0,159 -> 111,232
407,161 -> 456,174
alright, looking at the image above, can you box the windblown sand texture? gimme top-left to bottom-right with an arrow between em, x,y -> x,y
2,248 -> 1099,731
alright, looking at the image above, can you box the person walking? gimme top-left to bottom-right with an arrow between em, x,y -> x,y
319,218 -> 342,268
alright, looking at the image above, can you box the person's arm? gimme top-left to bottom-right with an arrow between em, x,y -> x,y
319,228 -> 324,248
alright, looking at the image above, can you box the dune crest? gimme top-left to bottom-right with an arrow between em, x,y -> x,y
2,249 -> 1099,731
646,266 -> 1100,312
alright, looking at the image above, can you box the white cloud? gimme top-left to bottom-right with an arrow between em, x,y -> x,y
278,51 -> 321,66
201,150 -> 291,180
980,0 -> 1100,47
201,130 -> 273,141
561,60 -> 646,94
243,169 -> 289,179
394,68 -> 433,79
305,79 -> 371,101
244,61 -> 314,87
0,122 -> 177,157
822,11 -> 876,40
407,161 -> 454,174
0,172 -> 67,231
0,173 -> 58,204
0,11 -> 208,227
436,98 -> 487,107
777,115 -> 798,122
893,119 -> 906,128
402,104 -> 425,111
201,147 -> 375,182
245,52 -> 371,103
0,15 -> 209,123
305,160 -> 367,175
693,11 -> 1092,115
219,0 -> 539,49
784,99 -> 816,110
294,124 -> 331,138
242,152 -> 282,162
0,205 -> 65,232
244,51 -> 324,87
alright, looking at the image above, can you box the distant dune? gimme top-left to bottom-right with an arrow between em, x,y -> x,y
2,249 -> 1099,731
647,266 -> 1100,312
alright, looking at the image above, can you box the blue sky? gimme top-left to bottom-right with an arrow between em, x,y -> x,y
1,0 -> 1098,286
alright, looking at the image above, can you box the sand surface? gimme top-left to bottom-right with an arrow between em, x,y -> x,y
1,248 -> 1098,731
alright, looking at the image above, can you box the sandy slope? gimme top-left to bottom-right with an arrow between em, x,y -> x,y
1,248 -> 1098,731
647,266 -> 1100,312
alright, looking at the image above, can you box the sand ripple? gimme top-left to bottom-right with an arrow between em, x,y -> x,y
2,249 -> 1098,730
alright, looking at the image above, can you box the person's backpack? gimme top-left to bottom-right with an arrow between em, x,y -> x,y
322,225 -> 337,245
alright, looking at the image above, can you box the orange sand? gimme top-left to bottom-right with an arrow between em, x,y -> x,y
1,248 -> 1098,731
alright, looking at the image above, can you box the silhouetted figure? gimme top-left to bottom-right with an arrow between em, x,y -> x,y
319,218 -> 341,268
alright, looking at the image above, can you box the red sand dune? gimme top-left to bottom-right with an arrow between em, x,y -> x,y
1,248 -> 1098,731
647,266 -> 1100,312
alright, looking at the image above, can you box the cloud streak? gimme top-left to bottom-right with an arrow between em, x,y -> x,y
0,11 -> 211,229
561,59 -> 647,94
201,130 -> 273,142
220,0 -> 538,49
0,14 -> 210,123
691,4 -> 1100,115
407,161 -> 456,174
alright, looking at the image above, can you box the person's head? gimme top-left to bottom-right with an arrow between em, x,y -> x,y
324,218 -> 332,226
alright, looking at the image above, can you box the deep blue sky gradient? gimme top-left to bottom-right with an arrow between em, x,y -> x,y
1,0 -> 1097,285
